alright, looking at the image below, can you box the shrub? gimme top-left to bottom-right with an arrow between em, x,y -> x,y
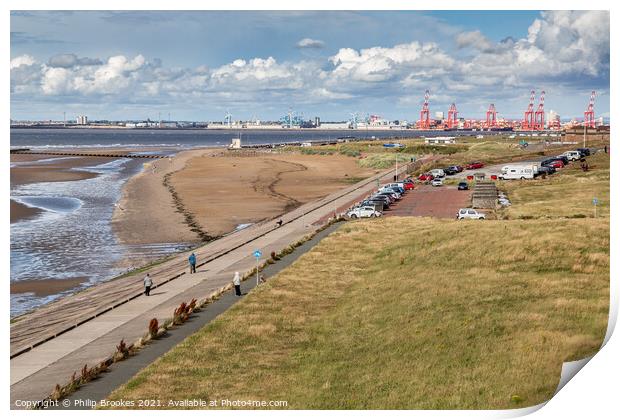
148,318 -> 159,338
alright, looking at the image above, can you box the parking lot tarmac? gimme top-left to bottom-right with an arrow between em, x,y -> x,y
385,184 -> 472,219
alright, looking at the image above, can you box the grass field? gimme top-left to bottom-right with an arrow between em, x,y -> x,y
107,216 -> 609,409
499,151 -> 609,219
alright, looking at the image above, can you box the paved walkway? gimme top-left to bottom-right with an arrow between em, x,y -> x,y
50,222 -> 343,409
11,159 -> 427,408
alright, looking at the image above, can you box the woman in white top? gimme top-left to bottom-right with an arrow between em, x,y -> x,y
233,271 -> 241,296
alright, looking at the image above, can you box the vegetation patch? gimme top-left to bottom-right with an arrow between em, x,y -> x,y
106,217 -> 608,409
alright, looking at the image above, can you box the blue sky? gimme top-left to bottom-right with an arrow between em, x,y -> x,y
10,10 -> 610,122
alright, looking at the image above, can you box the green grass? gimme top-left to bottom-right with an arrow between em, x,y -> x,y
499,152 -> 609,219
106,217 -> 608,409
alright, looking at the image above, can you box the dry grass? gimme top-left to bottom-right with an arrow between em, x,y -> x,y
106,217 -> 608,409
499,151 -> 609,219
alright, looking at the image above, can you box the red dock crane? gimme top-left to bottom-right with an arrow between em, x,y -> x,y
485,104 -> 497,128
534,90 -> 546,130
446,103 -> 458,129
584,91 -> 596,128
418,90 -> 431,129
523,90 -> 536,130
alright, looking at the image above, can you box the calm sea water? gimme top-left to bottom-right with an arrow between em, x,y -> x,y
9,127 -> 466,149
9,128 -> 458,316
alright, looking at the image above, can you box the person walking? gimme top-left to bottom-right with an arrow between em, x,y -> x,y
233,271 -> 241,296
189,252 -> 197,274
143,273 -> 153,296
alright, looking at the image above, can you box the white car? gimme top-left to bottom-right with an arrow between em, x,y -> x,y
431,178 -> 443,187
347,206 -> 382,219
379,187 -> 402,198
560,150 -> 582,161
457,208 -> 486,220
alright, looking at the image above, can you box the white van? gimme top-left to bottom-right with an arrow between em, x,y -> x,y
499,164 -> 537,180
430,168 -> 445,178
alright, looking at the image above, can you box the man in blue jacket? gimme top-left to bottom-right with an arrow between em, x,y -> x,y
189,252 -> 197,274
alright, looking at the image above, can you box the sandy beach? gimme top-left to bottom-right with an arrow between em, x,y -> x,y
113,149 -> 377,244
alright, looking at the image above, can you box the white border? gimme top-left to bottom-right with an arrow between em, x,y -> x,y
3,1 -> 616,419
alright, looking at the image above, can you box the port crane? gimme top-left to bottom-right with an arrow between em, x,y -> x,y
522,90 -> 536,130
418,90 -> 431,129
534,90 -> 545,130
584,91 -> 596,128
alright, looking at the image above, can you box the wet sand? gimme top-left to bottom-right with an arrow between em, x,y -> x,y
113,149 -> 377,244
11,277 -> 87,296
10,200 -> 43,224
10,154 -> 113,186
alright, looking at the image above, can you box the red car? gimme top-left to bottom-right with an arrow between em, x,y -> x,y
466,161 -> 485,170
402,181 -> 415,190
418,173 -> 434,182
547,160 -> 565,169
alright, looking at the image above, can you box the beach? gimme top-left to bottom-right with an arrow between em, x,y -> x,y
10,146 -> 376,315
112,148 -> 378,244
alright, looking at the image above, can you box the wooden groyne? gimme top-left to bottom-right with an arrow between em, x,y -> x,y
10,149 -> 167,159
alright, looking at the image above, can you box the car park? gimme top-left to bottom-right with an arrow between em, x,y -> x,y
466,161 -> 484,170
347,206 -> 382,219
431,178 -> 443,187
457,181 -> 469,190
457,208 -> 486,220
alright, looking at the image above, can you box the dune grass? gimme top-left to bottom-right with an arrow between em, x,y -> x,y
106,216 -> 608,409
499,151 -> 609,219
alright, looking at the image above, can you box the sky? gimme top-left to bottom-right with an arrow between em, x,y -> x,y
10,10 -> 610,122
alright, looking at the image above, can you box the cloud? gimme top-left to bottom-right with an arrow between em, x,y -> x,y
455,30 -> 495,52
48,54 -> 102,68
296,38 -> 325,49
9,11 -> 609,118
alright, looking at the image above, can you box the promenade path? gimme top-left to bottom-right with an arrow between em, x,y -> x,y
11,158 -> 427,407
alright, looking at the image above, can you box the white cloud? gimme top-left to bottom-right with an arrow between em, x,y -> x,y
10,54 -> 36,69
9,11 -> 609,116
296,38 -> 325,49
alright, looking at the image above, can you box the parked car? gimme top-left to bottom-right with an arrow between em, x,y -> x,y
457,208 -> 486,220
402,181 -> 415,190
577,148 -> 591,157
537,166 -> 556,176
379,188 -> 402,199
545,160 -> 565,169
383,184 -> 406,194
466,161 -> 485,170
418,173 -> 435,182
553,155 -> 570,165
347,206 -> 382,219
431,178 -> 443,187
443,167 -> 458,176
370,195 -> 392,206
373,192 -> 396,203
430,168 -> 445,178
361,199 -> 388,211
449,165 -> 464,173
560,150 -> 582,161
457,181 -> 469,190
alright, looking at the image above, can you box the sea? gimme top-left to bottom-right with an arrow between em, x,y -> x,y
9,128 -> 460,316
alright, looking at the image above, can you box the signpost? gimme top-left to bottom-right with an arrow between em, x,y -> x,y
253,249 -> 262,285
592,198 -> 599,218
